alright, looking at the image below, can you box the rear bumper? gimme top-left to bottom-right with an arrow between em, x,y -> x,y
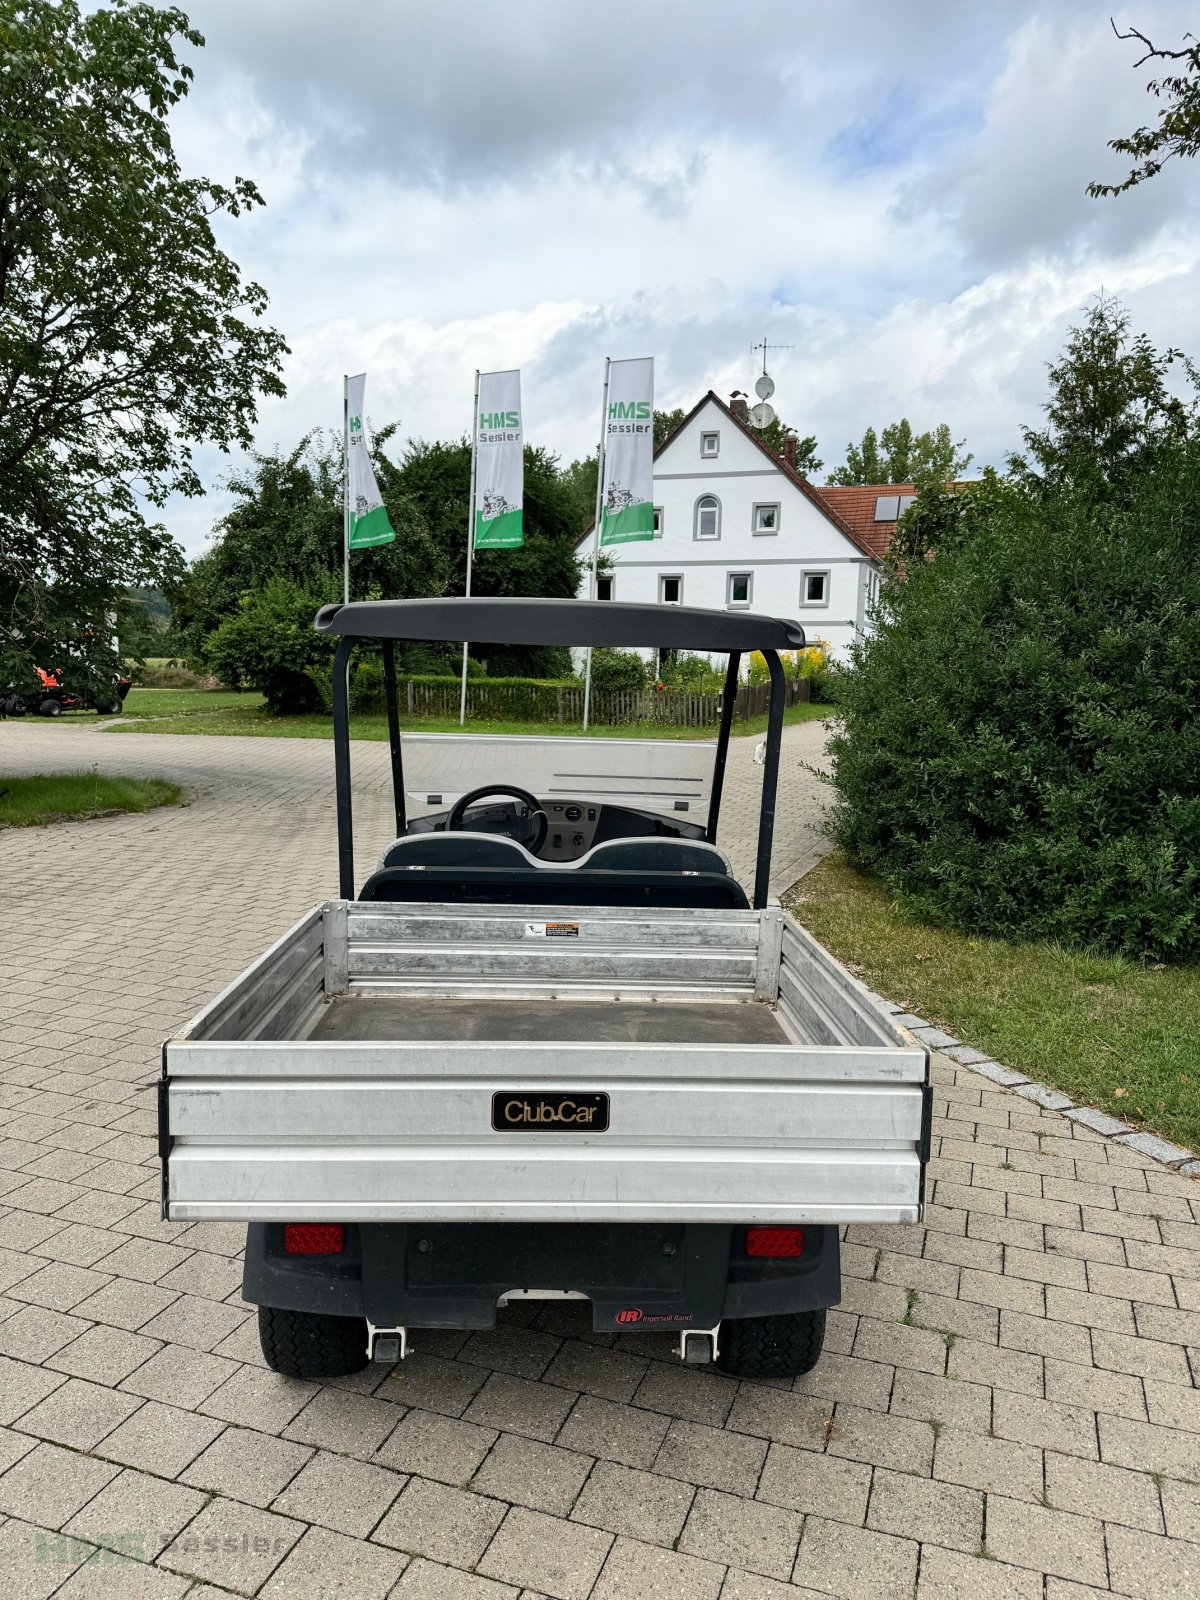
242,1220 -> 841,1331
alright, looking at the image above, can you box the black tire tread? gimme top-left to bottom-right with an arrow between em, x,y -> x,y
257,1304 -> 368,1379
716,1308 -> 826,1379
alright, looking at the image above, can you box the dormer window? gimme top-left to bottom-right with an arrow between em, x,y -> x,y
700,431 -> 720,458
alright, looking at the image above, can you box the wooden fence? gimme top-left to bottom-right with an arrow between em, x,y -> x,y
400,678 -> 810,728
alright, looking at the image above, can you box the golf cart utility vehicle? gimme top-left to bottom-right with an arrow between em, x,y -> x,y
158,598 -> 930,1381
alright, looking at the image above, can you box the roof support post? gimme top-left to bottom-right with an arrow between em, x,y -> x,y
705,651 -> 740,844
753,649 -> 786,909
382,639 -> 405,838
332,635 -> 356,899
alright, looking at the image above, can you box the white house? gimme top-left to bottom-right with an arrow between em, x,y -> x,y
578,390 -> 906,662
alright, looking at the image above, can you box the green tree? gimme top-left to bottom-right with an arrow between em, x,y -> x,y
1013,296 -> 1196,493
559,453 -> 598,535
171,432 -> 445,659
888,470 -> 1006,567
757,416 -> 822,476
653,407 -> 687,449
0,1 -> 286,701
827,420 -> 972,486
828,438 -> 1200,962
1089,24 -> 1200,196
396,439 -> 583,601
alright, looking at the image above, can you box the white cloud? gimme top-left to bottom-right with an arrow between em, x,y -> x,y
159,0 -> 1200,553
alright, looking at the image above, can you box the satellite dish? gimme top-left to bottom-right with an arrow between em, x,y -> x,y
749,401 -> 776,429
755,373 -> 775,401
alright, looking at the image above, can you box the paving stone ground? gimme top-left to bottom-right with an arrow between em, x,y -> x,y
0,719 -> 1197,1599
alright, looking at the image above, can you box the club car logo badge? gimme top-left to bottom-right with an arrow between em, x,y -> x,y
491,1092 -> 610,1132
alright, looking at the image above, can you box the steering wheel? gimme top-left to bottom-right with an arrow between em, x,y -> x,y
446,784 -> 549,855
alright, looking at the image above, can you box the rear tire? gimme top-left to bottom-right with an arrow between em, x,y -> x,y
39,699 -> 62,717
257,1304 -> 369,1379
716,1309 -> 826,1380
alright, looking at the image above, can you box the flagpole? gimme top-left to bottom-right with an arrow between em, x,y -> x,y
581,357 -> 611,734
459,369 -> 481,727
342,375 -> 350,606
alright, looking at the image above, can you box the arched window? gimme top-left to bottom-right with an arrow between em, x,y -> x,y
694,495 -> 721,540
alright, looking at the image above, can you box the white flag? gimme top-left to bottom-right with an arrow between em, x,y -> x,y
474,370 -> 524,548
345,373 -> 395,549
600,357 -> 654,545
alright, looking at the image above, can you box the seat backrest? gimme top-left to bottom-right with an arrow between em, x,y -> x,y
377,832 -> 539,873
577,838 -> 734,876
356,865 -> 750,910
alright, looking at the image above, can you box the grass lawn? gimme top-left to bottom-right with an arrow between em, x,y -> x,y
0,773 -> 182,828
123,687 -> 263,719
787,853 -> 1200,1152
102,691 -> 833,741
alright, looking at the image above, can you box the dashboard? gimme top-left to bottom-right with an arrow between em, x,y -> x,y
406,797 -> 705,863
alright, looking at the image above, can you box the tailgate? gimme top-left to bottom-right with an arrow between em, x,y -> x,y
160,1037 -> 930,1225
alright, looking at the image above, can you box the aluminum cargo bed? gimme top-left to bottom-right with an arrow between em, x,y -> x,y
159,902 -> 930,1225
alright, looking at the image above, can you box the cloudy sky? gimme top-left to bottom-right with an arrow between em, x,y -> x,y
166,0 -> 1200,555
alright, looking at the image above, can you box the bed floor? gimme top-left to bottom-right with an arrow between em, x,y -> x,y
308,996 -> 790,1045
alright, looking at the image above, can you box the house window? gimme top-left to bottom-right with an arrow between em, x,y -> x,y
700,431 -> 720,458
753,503 -> 780,535
727,572 -> 752,608
874,495 -> 900,520
653,506 -> 663,538
801,570 -> 830,606
694,495 -> 721,540
596,575 -> 613,601
659,574 -> 683,605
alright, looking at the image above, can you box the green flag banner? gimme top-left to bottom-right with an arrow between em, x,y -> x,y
345,373 -> 396,550
600,356 -> 654,545
474,369 -> 524,549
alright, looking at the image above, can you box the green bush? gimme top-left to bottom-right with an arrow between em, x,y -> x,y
807,661 -> 843,704
402,675 -> 578,721
587,648 -> 648,694
828,441 -> 1200,962
205,578 -> 335,714
478,644 -> 572,680
659,652 -> 724,691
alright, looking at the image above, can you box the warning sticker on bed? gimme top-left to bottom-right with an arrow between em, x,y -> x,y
525,922 -> 580,938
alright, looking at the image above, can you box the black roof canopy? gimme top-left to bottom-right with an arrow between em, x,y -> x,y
314,597 -> 806,651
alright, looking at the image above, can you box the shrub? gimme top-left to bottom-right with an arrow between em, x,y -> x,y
659,652 -> 724,691
587,648 -> 648,694
205,579 -> 334,714
827,444 -> 1200,962
794,640 -> 842,704
134,663 -> 207,689
479,644 -> 572,679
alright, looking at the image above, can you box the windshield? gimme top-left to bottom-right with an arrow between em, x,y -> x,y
400,733 -> 718,826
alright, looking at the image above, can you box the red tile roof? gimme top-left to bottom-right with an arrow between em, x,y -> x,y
814,485 -> 917,561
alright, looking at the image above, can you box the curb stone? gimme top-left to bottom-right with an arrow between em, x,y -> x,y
868,993 -> 1199,1176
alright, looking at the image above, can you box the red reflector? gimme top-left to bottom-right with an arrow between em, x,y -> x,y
284,1224 -> 345,1256
745,1226 -> 804,1258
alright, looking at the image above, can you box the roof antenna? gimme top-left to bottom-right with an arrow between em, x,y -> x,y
749,337 -> 792,430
